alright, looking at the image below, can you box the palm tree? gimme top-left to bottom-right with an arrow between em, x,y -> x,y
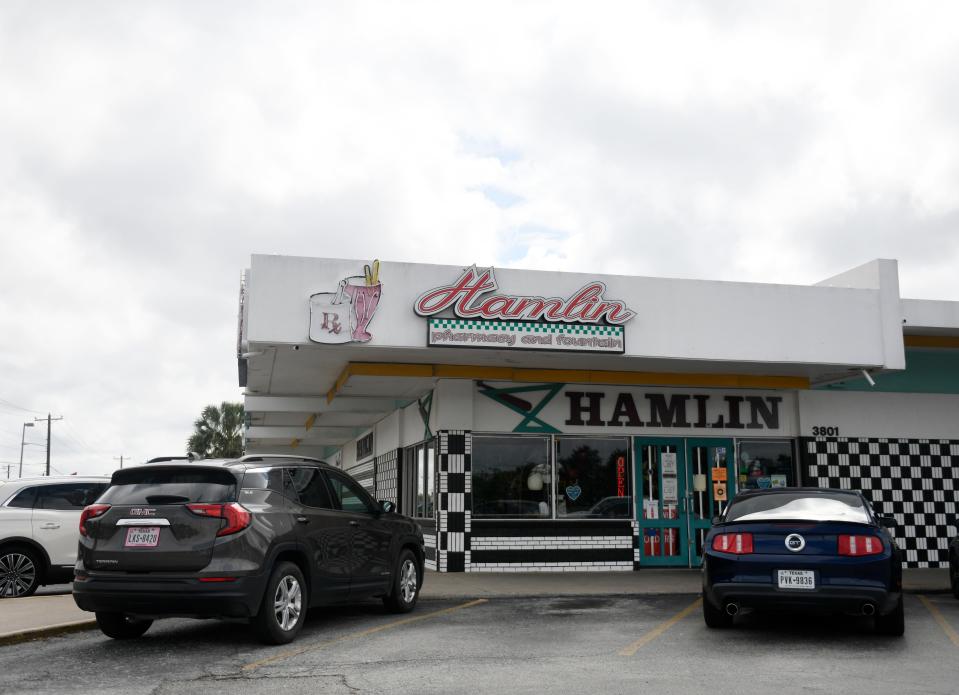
187,402 -> 245,459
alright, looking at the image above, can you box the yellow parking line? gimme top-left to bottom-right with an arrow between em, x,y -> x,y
243,598 -> 488,671
618,598 -> 702,657
919,595 -> 959,648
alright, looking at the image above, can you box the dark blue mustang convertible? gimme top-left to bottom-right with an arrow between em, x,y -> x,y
702,487 -> 904,636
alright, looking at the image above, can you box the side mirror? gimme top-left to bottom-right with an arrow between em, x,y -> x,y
379,500 -> 396,514
879,515 -> 897,529
711,515 -> 723,526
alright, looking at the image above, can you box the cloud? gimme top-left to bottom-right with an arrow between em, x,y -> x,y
1,1 -> 958,473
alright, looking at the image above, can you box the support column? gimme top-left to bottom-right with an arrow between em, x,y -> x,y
437,430 -> 471,572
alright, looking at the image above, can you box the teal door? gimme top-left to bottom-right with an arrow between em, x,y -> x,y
684,439 -> 735,566
634,439 -> 688,566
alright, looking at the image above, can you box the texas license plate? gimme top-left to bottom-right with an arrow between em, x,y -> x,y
124,527 -> 160,547
777,569 -> 815,590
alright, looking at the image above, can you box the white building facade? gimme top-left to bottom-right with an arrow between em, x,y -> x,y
238,256 -> 959,571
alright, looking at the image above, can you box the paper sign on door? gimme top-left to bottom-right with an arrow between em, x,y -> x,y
662,477 -> 679,504
661,453 -> 678,476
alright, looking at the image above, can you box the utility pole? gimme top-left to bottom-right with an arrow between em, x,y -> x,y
35,413 -> 63,477
114,455 -> 125,469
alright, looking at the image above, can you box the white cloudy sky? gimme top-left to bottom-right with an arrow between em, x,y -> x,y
1,1 -> 958,476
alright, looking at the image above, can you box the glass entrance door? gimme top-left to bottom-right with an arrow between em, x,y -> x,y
634,439 -> 688,566
635,437 -> 736,568
685,438 -> 735,566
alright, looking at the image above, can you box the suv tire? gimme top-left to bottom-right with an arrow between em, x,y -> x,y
254,561 -> 307,644
95,612 -> 153,639
0,545 -> 41,598
382,549 -> 420,614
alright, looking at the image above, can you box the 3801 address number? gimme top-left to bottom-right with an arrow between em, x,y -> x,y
811,426 -> 840,436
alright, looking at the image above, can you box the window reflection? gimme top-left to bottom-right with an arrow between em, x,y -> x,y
472,436 -> 551,518
556,437 -> 630,518
737,440 -> 796,490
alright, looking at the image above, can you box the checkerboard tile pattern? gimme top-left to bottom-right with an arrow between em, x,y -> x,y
344,457 -> 375,495
437,430 -> 471,572
427,318 -> 624,337
803,437 -> 959,568
374,448 -> 399,506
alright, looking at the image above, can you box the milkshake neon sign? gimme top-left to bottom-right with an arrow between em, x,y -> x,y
414,266 -> 635,325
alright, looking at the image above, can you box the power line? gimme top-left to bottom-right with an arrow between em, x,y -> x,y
61,419 -> 106,453
0,398 -> 45,415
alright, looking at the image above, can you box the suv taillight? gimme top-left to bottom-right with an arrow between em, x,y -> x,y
187,503 -> 252,536
711,532 -> 754,555
838,534 -> 884,556
79,504 -> 111,536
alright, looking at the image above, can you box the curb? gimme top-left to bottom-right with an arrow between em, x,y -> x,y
0,620 -> 97,647
904,587 -> 952,595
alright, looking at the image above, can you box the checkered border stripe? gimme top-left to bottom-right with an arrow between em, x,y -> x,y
437,430 -> 471,572
428,318 -> 623,337
374,448 -> 399,507
802,437 -> 959,568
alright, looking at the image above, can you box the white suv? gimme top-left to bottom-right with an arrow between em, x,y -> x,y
1,476 -> 110,598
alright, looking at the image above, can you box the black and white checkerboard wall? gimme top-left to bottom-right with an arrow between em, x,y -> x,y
344,454 -> 375,496
803,437 -> 959,568
437,430 -> 470,572
374,448 -> 399,506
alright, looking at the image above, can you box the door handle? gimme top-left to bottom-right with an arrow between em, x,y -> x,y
39,522 -> 60,529
349,520 -> 360,527
296,516 -> 309,524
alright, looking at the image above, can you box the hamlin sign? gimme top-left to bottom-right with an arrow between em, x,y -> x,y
416,266 -> 634,353
414,266 -> 635,325
474,383 -> 797,436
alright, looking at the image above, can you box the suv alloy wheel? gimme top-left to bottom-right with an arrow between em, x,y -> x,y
0,546 -> 41,598
383,549 -> 420,614
254,561 -> 308,644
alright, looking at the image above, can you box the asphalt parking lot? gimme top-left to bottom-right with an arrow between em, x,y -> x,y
1,593 -> 957,695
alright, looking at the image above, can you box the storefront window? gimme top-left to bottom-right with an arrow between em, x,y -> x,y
736,440 -> 796,491
555,437 -> 630,518
472,435 -> 551,518
402,440 -> 435,519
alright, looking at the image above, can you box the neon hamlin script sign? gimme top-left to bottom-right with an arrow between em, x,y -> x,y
414,266 -> 635,325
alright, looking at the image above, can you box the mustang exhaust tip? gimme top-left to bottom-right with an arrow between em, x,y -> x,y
861,603 -> 876,616
725,603 -> 740,616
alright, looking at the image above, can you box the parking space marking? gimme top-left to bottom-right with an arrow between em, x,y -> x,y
242,598 -> 489,671
617,597 -> 702,657
918,595 -> 959,648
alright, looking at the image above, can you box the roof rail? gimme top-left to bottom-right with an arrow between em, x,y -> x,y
146,452 -> 203,464
238,454 -> 325,464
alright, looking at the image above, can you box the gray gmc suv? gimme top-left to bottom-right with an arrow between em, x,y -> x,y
73,455 -> 425,644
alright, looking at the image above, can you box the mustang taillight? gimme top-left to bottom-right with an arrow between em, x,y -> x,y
838,534 -> 884,556
187,503 -> 252,536
79,504 -> 111,536
712,532 -> 754,555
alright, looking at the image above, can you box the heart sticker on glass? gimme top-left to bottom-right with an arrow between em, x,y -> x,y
565,485 -> 582,501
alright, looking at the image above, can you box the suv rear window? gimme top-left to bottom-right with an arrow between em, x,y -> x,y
726,491 -> 870,524
99,468 -> 237,505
